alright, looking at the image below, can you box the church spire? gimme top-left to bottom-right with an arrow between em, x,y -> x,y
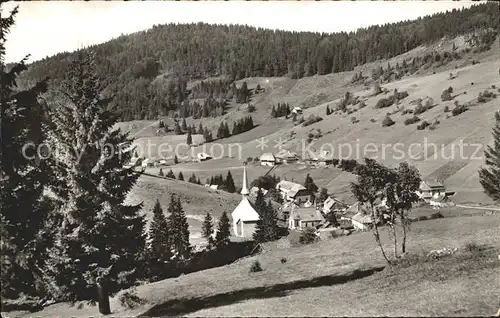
241,163 -> 249,197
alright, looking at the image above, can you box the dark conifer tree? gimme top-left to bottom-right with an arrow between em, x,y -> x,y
159,168 -> 164,176
45,51 -> 146,301
0,4 -> 56,300
178,171 -> 184,181
201,212 -> 215,249
167,195 -> 191,261
215,211 -> 231,249
186,130 -> 192,146
304,173 -> 318,195
148,199 -> 172,264
166,169 -> 176,179
225,171 -> 236,193
479,111 -> 500,203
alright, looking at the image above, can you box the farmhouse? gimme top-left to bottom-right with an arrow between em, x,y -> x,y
231,165 -> 260,238
350,213 -> 373,231
259,153 -> 277,166
291,106 -> 303,114
275,150 -> 299,164
322,196 -> 348,214
288,207 -> 325,231
305,149 -> 335,166
430,194 -> 455,208
276,180 -> 312,204
141,158 -> 154,167
197,152 -> 212,162
340,201 -> 381,231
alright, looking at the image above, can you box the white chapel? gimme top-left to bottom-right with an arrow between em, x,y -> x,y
231,164 -> 260,238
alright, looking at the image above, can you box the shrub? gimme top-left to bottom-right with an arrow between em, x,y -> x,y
464,242 -> 483,253
451,104 -> 468,116
382,115 -> 395,127
441,87 -> 453,101
299,227 -> 319,245
414,101 -> 434,115
417,121 -> 430,130
280,257 -> 287,264
249,260 -> 263,273
359,101 -> 367,108
246,157 -> 253,163
404,116 -> 421,125
444,105 -> 450,112
370,118 -> 376,123
351,116 -> 359,124
247,104 -> 256,113
375,97 -> 393,109
478,90 -> 496,103
302,114 -> 323,127
118,288 -> 147,309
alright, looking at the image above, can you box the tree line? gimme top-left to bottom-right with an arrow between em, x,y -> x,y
17,3 -> 498,121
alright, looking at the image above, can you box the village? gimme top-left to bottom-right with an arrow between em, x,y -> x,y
228,157 -> 457,244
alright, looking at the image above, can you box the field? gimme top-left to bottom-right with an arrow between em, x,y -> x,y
15,213 -> 500,317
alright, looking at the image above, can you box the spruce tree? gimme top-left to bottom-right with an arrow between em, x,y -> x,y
178,171 -> 184,181
479,111 -> 500,203
225,171 -> 236,193
201,212 -> 215,249
181,118 -> 187,131
188,172 -> 197,183
0,4 -> 56,300
166,169 -> 176,179
215,211 -> 231,249
44,51 -> 146,301
174,154 -> 179,164
159,168 -> 164,177
148,199 -> 172,264
304,173 -> 318,195
186,130 -> 192,146
167,195 -> 191,261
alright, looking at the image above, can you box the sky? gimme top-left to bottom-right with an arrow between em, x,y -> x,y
2,1 -> 479,64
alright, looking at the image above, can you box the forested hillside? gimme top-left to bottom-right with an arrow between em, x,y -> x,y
22,2 -> 498,121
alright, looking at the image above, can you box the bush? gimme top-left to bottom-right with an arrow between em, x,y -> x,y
299,227 -> 319,245
404,116 -> 420,125
417,121 -> 430,130
382,115 -> 395,127
118,288 -> 147,309
478,90 -> 496,103
444,105 -> 450,112
464,242 -> 483,253
351,116 -> 359,124
451,104 -> 468,116
302,114 -> 323,127
370,118 -> 376,123
247,104 -> 256,113
441,87 -> 453,101
249,260 -> 263,273
280,257 -> 287,264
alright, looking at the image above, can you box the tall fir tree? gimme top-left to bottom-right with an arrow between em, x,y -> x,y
225,170 -> 236,193
44,51 -> 146,301
479,111 -> 500,203
178,171 -> 184,181
148,199 -> 172,263
0,4 -> 56,300
201,212 -> 215,249
167,195 -> 191,261
304,173 -> 318,195
166,169 -> 176,179
215,211 -> 231,249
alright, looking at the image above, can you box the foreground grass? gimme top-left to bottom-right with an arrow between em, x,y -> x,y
9,215 -> 499,318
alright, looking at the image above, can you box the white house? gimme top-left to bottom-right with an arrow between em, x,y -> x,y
416,180 -> 446,201
197,153 -> 212,162
259,153 -> 276,166
141,158 -> 154,168
275,150 -> 299,164
291,106 -> 303,114
350,213 -> 373,231
276,180 -> 311,204
322,197 -> 348,214
232,165 -> 260,238
288,207 -> 325,231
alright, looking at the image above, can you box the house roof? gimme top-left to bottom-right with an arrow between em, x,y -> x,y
231,197 -> 260,222
351,212 -> 373,224
420,180 -> 445,191
260,153 -> 276,162
275,150 -> 298,160
276,180 -> 306,192
290,207 -> 324,222
280,201 -> 300,213
323,197 -> 347,211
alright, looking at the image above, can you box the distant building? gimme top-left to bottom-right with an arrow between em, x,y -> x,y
291,106 -> 303,114
231,165 -> 260,238
416,180 -> 455,204
209,184 -> 219,190
276,180 -> 312,204
430,194 -> 455,208
141,158 -> 154,167
288,207 -> 325,231
340,201 -> 382,231
259,153 -> 276,166
322,197 -> 348,214
350,213 -> 373,231
197,153 -> 212,162
275,150 -> 299,164
305,149 -> 334,166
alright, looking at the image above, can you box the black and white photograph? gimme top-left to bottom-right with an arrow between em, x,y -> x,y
1,0 -> 499,316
